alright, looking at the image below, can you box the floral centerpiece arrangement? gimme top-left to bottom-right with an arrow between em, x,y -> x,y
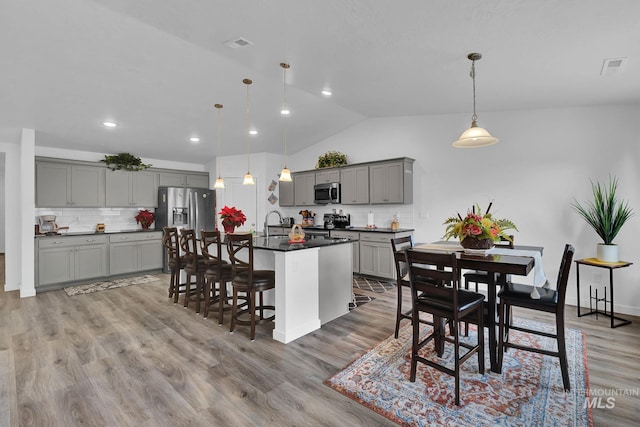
443,202 -> 517,249
135,209 -> 155,230
219,205 -> 246,233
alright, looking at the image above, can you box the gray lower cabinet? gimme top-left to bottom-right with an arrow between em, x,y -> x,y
358,231 -> 412,280
36,235 -> 108,289
36,161 -> 105,207
106,170 -> 159,207
109,232 -> 163,275
330,230 -> 360,273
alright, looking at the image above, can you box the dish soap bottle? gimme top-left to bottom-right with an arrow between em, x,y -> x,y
391,213 -> 400,231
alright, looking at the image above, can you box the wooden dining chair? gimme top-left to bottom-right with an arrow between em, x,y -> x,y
391,236 -> 414,338
497,244 -> 574,391
406,249 -> 485,406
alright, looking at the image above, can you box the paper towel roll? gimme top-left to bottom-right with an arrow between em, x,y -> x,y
367,212 -> 375,226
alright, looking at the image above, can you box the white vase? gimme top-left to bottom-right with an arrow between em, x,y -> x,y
596,243 -> 619,263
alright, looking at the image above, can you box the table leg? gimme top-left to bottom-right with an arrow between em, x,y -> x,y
576,263 -> 582,317
488,272 -> 499,373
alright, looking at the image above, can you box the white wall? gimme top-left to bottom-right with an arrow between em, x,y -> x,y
286,104 -> 640,316
0,153 -> 5,253
0,139 -> 21,292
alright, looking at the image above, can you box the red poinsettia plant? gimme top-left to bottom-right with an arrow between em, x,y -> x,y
135,209 -> 155,228
219,206 -> 246,228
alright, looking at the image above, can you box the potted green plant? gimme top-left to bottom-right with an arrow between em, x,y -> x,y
571,176 -> 634,262
316,151 -> 348,169
102,153 -> 151,171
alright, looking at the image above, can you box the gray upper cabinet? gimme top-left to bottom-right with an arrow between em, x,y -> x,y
159,171 -> 210,188
36,161 -> 105,207
340,166 -> 369,205
315,169 -> 340,184
369,158 -> 414,204
279,180 -> 294,206
294,172 -> 315,206
106,170 -> 159,207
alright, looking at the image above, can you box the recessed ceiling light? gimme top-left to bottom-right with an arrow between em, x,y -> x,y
103,121 -> 117,128
281,108 -> 290,115
249,130 -> 258,135
322,89 -> 332,96
190,137 -> 200,143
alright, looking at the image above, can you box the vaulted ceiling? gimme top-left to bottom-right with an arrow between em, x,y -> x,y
2,0 -> 639,163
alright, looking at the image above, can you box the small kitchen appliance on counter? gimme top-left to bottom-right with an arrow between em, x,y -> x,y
323,213 -> 350,229
36,215 -> 69,235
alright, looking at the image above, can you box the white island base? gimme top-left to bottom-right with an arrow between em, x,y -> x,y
253,241 -> 353,344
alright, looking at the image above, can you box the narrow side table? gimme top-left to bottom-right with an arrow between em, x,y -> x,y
575,258 -> 633,328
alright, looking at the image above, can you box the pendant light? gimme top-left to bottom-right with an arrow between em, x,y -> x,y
213,104 -> 225,189
242,78 -> 255,185
452,53 -> 498,148
279,62 -> 292,182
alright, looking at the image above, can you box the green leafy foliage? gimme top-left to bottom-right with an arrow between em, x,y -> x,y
316,151 -> 348,169
102,153 -> 151,171
571,176 -> 634,245
442,203 -> 518,242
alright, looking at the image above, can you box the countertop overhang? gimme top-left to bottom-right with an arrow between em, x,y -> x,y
253,236 -> 353,252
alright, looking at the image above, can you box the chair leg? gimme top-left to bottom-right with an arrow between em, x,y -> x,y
230,289 -> 238,333
395,284 -> 403,339
453,318 -> 460,406
202,278 -> 211,319
409,307 -> 419,382
497,300 -> 507,372
463,278 -> 471,337
218,280 -> 226,326
477,306 -> 485,375
250,290 -> 257,341
173,269 -> 181,304
183,273 -> 192,308
557,312 -> 570,391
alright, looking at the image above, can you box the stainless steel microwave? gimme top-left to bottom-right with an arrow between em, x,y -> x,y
314,182 -> 341,204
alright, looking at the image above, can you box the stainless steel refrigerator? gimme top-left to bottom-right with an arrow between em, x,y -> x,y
156,186 -> 216,272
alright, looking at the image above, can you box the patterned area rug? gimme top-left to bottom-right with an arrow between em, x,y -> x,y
349,292 -> 375,310
64,275 -> 161,296
325,318 -> 591,427
353,275 -> 396,293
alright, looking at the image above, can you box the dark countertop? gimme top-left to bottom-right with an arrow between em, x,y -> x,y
35,229 -> 161,238
253,236 -> 353,252
344,226 -> 414,233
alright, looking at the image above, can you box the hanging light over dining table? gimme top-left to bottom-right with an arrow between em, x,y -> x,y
452,53 -> 499,148
242,78 -> 255,185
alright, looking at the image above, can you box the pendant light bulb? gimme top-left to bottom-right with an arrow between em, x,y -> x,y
213,103 -> 225,188
279,63 -> 293,182
452,53 -> 498,148
243,78 -> 255,185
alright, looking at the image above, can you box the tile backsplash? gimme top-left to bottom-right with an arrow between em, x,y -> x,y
34,207 -> 156,233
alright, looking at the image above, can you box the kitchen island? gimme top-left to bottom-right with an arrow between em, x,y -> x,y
250,235 -> 354,344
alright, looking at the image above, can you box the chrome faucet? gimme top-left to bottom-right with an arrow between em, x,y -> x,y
264,210 -> 283,238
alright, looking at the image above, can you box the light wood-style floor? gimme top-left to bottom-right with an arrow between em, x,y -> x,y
1,273 -> 639,427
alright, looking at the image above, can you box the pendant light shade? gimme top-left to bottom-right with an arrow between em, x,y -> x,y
213,103 -> 225,189
452,53 -> 498,148
243,78 -> 255,186
279,63 -> 293,182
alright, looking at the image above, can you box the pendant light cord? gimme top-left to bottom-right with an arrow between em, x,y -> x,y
244,79 -> 252,173
471,59 -> 477,123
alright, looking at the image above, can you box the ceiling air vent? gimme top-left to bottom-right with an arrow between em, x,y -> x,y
224,37 -> 254,49
600,57 -> 627,76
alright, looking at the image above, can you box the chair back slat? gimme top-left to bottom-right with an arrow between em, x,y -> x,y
391,236 -> 413,280
554,244 -> 575,310
406,249 -> 458,306
162,227 -> 180,260
226,233 -> 254,282
179,229 -> 198,266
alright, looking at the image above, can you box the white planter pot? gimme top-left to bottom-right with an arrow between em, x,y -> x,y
596,244 -> 619,263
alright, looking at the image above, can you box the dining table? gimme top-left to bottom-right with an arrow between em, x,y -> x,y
410,241 -> 542,373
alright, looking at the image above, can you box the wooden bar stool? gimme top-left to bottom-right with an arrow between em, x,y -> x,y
226,233 -> 275,341
179,229 -> 208,313
162,227 -> 186,303
200,230 -> 235,325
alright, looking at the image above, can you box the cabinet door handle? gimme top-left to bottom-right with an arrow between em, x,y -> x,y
86,239 -> 95,242
53,241 -> 64,244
